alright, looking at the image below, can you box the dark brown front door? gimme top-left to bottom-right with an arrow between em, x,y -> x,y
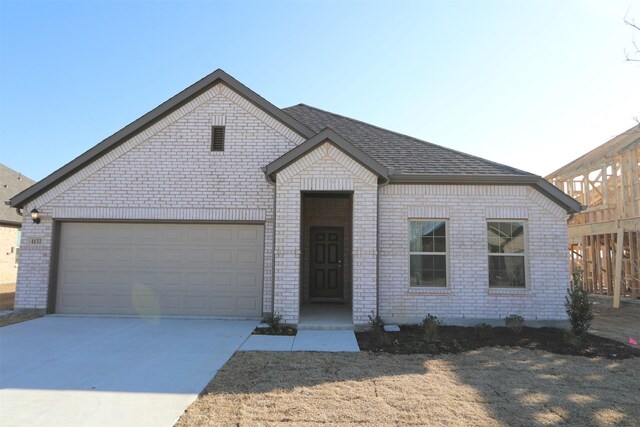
310,227 -> 344,300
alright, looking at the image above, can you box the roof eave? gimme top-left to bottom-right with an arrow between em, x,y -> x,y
388,174 -> 582,214
10,69 -> 315,209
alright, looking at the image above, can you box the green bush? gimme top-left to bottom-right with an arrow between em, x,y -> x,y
504,314 -> 525,334
420,314 -> 441,343
367,311 -> 385,331
263,313 -> 282,331
565,285 -> 593,335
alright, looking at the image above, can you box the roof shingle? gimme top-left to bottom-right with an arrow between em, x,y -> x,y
283,104 -> 533,177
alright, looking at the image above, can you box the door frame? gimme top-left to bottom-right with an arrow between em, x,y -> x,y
309,226 -> 345,302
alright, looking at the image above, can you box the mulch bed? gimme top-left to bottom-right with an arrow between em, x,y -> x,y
252,326 -> 297,336
356,325 -> 640,359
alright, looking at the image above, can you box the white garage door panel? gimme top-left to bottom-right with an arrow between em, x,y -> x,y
56,223 -> 264,316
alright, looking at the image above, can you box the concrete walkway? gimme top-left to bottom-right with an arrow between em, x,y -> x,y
239,330 -> 360,352
0,316 -> 257,427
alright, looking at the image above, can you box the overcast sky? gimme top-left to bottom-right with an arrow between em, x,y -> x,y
1,0 -> 639,181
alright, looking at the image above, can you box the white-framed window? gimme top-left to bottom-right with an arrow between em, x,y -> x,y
487,221 -> 526,288
409,220 -> 447,287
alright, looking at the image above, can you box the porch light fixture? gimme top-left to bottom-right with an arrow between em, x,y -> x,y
30,208 -> 41,224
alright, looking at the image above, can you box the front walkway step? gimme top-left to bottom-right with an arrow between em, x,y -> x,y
239,330 -> 359,352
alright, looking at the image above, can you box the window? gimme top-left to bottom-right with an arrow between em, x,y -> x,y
487,221 -> 526,287
211,126 -> 225,151
409,220 -> 447,287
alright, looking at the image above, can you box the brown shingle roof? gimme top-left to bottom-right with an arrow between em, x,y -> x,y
283,104 -> 534,177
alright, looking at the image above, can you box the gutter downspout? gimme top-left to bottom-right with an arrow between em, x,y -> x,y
376,174 -> 391,319
264,171 -> 277,317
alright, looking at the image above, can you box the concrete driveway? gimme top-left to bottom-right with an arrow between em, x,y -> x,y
0,316 -> 257,427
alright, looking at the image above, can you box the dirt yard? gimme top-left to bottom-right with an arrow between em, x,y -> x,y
176,348 -> 639,426
0,283 -> 16,311
590,298 -> 640,345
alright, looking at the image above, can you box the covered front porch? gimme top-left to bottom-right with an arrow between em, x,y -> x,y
298,303 -> 353,329
299,192 -> 353,327
266,130 -> 385,326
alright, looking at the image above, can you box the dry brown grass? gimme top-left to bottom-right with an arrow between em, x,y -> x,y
177,348 -> 639,427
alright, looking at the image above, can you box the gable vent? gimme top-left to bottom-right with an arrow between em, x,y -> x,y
211,126 -> 225,151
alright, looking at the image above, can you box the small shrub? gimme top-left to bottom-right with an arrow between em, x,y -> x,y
420,314 -> 441,343
571,269 -> 584,290
565,284 -> 593,335
367,311 -> 385,331
504,314 -> 525,334
440,339 -> 465,353
367,311 -> 389,345
263,313 -> 282,331
474,323 -> 495,340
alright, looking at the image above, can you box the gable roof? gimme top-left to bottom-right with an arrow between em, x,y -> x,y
283,104 -> 581,213
265,128 -> 389,180
9,69 -> 581,214
10,69 -> 315,209
1,164 -> 35,225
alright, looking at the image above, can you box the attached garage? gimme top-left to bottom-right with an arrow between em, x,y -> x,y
54,222 -> 264,317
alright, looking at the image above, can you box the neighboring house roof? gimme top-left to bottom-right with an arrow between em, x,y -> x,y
545,124 -> 640,180
9,69 -> 581,214
0,164 -> 35,225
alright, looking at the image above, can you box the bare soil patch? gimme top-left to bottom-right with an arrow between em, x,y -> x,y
590,299 -> 640,345
0,312 -> 42,327
356,325 -> 640,359
176,348 -> 639,426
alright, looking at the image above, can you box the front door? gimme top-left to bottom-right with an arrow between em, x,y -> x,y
310,227 -> 344,300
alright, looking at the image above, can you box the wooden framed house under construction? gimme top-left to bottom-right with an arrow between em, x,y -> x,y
546,125 -> 640,307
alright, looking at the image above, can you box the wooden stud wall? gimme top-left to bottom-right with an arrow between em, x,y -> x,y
549,140 -> 640,305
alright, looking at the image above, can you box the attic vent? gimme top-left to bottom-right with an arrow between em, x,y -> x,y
211,126 -> 225,152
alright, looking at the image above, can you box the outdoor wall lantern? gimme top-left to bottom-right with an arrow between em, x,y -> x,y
30,208 -> 41,224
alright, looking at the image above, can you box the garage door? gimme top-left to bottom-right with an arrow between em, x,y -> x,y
55,222 -> 264,316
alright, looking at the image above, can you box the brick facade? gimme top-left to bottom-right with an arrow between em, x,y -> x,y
15,83 -> 305,311
273,142 -> 378,325
378,184 -> 570,323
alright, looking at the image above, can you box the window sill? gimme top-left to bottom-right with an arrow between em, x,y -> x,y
487,288 -> 530,296
408,287 -> 451,296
